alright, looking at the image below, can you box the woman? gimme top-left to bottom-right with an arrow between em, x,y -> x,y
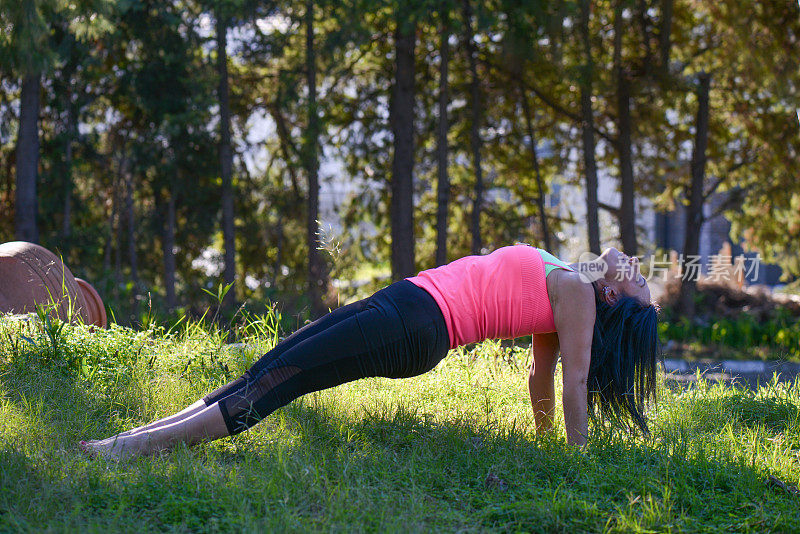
80,245 -> 659,459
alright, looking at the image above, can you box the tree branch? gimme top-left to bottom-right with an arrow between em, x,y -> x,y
480,56 -> 616,144
268,100 -> 302,201
707,185 -> 751,220
702,175 -> 725,202
598,201 -> 621,217
701,159 -> 751,201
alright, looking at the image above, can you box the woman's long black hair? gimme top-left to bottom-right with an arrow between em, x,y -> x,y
588,287 -> 661,435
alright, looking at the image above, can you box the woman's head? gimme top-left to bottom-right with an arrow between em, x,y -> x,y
587,250 -> 660,434
594,247 -> 651,306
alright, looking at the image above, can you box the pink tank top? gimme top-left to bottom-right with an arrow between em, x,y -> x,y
407,245 -> 571,349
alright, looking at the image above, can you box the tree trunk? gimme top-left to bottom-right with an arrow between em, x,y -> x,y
636,0 -> 652,67
273,219 -> 284,289
519,85 -> 552,251
435,19 -> 450,267
578,0 -> 601,254
463,0 -> 484,255
125,163 -> 139,306
111,162 -> 122,301
159,191 -> 177,311
103,181 -> 114,274
305,0 -> 327,317
678,73 -> 711,317
270,98 -> 302,201
2,141 -> 13,209
548,0 -> 567,67
217,12 -> 237,309
390,12 -> 416,280
14,72 -> 41,243
62,102 -> 75,255
616,72 -> 638,255
659,0 -> 673,72
614,3 -> 638,255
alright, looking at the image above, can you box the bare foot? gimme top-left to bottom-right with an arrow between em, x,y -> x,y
77,427 -> 144,457
79,402 -> 227,460
78,434 -> 150,461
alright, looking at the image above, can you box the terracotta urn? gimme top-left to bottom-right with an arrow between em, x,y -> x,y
0,241 -> 107,328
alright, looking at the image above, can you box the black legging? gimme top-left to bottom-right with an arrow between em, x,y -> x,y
203,280 -> 449,435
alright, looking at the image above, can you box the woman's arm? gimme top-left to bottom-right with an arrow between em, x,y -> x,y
551,275 -> 595,447
528,332 -> 560,434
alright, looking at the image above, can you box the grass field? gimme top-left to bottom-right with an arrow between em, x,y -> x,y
1,314 -> 799,532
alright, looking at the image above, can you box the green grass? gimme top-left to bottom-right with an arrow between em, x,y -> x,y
1,316 -> 800,532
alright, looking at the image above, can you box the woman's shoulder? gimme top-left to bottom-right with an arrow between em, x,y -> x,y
549,273 -> 596,336
547,269 -> 595,310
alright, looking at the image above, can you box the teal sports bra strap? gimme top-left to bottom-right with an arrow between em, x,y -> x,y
537,248 -> 575,276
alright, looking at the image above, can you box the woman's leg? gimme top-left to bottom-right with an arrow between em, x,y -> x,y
216,281 -> 449,436
83,299 -> 372,444
201,297 -> 371,406
82,281 -> 448,458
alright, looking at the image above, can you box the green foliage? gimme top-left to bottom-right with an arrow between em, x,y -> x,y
659,306 -> 800,360
1,0 -> 798,321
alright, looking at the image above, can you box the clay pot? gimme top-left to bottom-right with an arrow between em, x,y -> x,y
0,241 -> 107,328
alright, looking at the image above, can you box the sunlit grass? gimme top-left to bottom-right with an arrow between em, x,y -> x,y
1,314 -> 799,532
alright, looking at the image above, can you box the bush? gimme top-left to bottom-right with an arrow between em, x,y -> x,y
659,308 -> 800,358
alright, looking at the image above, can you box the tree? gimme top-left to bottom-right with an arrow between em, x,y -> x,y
390,5 -> 417,280
3,0 -> 50,243
578,0 -> 601,254
519,85 -> 553,252
462,0 -> 485,255
155,188 -> 178,310
15,72 -> 41,243
304,0 -> 328,317
612,0 -> 637,255
677,72 -> 710,316
1,0 -> 113,244
435,7 -> 451,267
705,0 -> 800,278
216,5 -> 237,310
500,0 -> 555,251
636,0 -> 800,313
